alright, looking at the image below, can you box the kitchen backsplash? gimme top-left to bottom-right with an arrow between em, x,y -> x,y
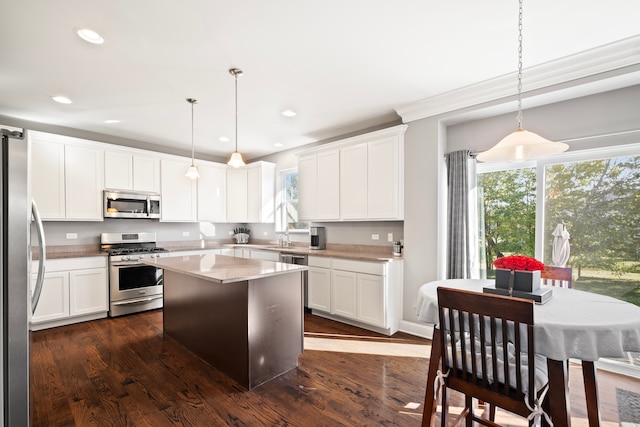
39,220 -> 403,248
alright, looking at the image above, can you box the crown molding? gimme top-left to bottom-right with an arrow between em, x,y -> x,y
395,35 -> 640,123
294,124 -> 408,156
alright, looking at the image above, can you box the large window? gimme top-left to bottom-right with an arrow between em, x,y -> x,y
476,145 -> 640,371
276,168 -> 309,233
477,148 -> 640,306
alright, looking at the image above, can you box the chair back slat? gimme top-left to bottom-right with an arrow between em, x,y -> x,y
541,266 -> 573,288
500,318 -> 511,397
436,287 -> 539,418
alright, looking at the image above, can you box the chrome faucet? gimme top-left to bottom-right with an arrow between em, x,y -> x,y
279,230 -> 290,247
278,231 -> 290,247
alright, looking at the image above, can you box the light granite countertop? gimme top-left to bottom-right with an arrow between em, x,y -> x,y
35,240 -> 403,263
142,253 -> 307,284
162,240 -> 403,263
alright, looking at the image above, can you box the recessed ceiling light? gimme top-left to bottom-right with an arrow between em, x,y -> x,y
282,110 -> 297,117
50,96 -> 72,104
274,143 -> 283,147
104,119 -> 120,124
219,136 -> 230,142
76,28 -> 104,44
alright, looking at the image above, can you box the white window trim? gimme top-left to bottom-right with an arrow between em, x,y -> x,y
275,167 -> 309,234
477,142 -> 640,260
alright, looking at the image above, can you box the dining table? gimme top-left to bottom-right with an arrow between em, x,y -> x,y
416,279 -> 640,427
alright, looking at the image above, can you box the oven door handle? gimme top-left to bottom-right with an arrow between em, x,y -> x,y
111,261 -> 146,267
112,295 -> 163,306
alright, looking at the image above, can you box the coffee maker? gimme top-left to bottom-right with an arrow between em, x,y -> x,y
309,227 -> 326,250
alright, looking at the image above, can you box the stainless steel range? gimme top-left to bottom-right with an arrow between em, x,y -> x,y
100,232 -> 169,317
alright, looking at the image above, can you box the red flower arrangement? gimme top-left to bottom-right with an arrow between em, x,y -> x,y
493,255 -> 545,272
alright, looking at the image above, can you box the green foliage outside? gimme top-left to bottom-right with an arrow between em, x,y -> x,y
478,168 -> 537,272
478,155 -> 640,307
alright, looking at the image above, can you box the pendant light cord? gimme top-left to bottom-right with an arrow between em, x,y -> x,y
516,0 -> 524,131
191,100 -> 195,165
234,71 -> 240,153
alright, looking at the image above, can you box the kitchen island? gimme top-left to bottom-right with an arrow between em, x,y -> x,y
141,253 -> 307,389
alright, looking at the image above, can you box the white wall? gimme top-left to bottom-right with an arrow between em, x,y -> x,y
447,84 -> 640,153
401,117 -> 444,323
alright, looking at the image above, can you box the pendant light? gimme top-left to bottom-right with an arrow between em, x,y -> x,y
185,98 -> 200,179
227,68 -> 246,168
476,0 -> 568,163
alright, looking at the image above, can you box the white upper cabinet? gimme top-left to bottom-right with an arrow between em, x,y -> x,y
197,161 -> 227,222
105,150 -> 160,193
226,167 -> 248,222
299,150 -> 340,221
104,150 -> 133,190
367,136 -> 402,219
339,143 -> 367,219
226,161 -> 275,223
297,124 -> 406,221
317,151 -> 340,220
30,132 -> 103,221
160,159 -> 197,222
133,155 -> 161,193
247,161 -> 275,223
65,145 -> 104,220
297,155 -> 317,221
30,136 -> 66,219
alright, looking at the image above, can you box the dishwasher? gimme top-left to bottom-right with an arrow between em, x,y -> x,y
279,253 -> 309,311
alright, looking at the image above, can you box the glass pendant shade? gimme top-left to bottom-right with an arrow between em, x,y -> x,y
476,129 -> 569,162
185,164 -> 200,179
227,151 -> 245,168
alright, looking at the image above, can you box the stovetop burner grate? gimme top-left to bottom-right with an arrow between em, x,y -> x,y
106,246 -> 168,256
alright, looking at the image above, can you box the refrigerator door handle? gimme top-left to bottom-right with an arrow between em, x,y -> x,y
31,199 -> 46,314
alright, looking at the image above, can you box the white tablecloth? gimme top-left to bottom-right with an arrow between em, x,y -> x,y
416,279 -> 640,362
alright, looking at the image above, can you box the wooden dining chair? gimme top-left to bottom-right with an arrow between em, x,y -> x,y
541,266 -> 573,288
423,287 -> 548,427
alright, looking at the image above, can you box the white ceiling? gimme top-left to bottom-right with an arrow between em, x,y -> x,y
1,0 -> 639,161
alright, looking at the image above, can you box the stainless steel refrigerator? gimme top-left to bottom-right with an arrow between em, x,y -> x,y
1,128 -> 46,426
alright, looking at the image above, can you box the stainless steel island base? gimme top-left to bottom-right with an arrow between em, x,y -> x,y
162,268 -> 304,389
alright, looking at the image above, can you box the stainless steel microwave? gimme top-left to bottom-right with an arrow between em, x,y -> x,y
104,190 -> 161,219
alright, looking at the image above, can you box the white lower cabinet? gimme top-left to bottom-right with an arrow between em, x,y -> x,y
31,272 -> 69,323
250,250 -> 279,262
234,248 -> 252,259
356,273 -> 385,327
69,268 -> 109,317
308,255 -> 402,335
31,257 -> 108,330
308,257 -> 332,312
331,270 -> 358,319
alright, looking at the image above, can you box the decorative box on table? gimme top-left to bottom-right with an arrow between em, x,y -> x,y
483,255 -> 553,304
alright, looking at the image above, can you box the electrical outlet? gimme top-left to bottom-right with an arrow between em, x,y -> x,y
182,231 -> 190,237
263,231 -> 268,236
387,233 -> 393,242
66,233 -> 77,239
228,230 -> 234,235
371,234 -> 379,240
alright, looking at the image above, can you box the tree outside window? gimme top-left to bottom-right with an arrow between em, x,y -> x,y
477,153 -> 640,307
477,167 -> 537,277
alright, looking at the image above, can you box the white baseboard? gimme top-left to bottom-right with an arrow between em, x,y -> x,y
398,320 -> 433,339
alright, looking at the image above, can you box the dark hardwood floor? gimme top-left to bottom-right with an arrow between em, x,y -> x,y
30,309 -> 640,426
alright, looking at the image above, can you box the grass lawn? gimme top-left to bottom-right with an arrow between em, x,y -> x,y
573,268 -> 640,307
